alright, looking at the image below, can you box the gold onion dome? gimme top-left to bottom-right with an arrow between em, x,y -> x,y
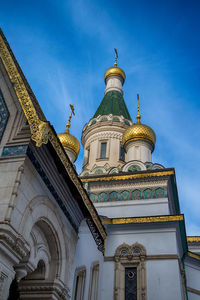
122,94 -> 156,149
104,48 -> 126,84
58,105 -> 80,160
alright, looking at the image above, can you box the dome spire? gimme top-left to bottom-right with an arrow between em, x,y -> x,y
66,104 -> 75,133
58,104 -> 80,163
136,93 -> 141,124
104,49 -> 126,94
114,48 -> 118,67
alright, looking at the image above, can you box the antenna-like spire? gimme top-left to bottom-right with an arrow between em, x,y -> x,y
66,104 -> 75,133
136,93 -> 141,124
114,48 -> 118,67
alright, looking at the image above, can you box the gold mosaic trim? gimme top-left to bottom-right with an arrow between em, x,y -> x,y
187,251 -> 200,261
101,215 -> 183,224
81,170 -> 174,183
187,287 -> 200,295
187,236 -> 200,242
0,32 -> 106,242
0,33 -> 49,147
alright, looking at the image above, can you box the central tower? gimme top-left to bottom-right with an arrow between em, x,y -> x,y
81,51 -> 132,176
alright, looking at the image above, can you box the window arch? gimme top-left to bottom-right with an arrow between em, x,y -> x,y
114,243 -> 146,300
73,267 -> 86,300
88,262 -> 99,300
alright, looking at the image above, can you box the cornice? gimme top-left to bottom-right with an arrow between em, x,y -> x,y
187,236 -> 200,243
82,170 -> 174,183
101,214 -> 184,225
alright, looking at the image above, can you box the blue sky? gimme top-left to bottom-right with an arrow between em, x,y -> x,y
1,0 -> 200,235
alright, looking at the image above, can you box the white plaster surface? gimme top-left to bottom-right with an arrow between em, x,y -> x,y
146,260 -> 184,300
104,227 -> 178,256
125,140 -> 153,163
188,292 -> 200,300
95,198 -> 169,218
105,75 -> 123,94
71,220 -> 103,300
185,261 -> 200,292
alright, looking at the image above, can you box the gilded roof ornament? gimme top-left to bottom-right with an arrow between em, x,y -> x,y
104,49 -> 126,84
66,104 -> 75,133
122,94 -> 156,149
114,48 -> 118,67
58,104 -> 80,159
136,93 -> 141,124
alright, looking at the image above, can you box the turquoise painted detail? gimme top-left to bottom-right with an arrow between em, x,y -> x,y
146,163 -> 153,170
94,169 -> 103,175
98,192 -> 107,202
113,117 -> 120,122
2,145 -> 28,157
128,165 -> 141,172
0,89 -> 10,142
132,190 -> 142,200
100,117 -> 108,122
120,191 -> 130,201
109,191 -> 119,201
155,188 -> 165,198
124,120 -> 130,126
89,193 -> 98,203
95,187 -> 166,202
143,189 -> 153,199
91,120 -> 96,125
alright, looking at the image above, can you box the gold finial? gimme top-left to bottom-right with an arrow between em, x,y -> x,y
136,93 -> 141,124
114,48 -> 118,67
66,104 -> 75,133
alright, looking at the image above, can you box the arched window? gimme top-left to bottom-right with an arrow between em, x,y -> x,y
73,267 -> 86,300
119,144 -> 125,161
114,243 -> 146,300
0,89 -> 10,143
88,263 -> 99,300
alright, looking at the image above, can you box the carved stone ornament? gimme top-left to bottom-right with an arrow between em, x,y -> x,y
114,243 -> 147,300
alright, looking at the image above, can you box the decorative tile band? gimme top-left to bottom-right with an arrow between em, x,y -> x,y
0,89 -> 10,142
1,145 -> 28,157
89,187 -> 167,203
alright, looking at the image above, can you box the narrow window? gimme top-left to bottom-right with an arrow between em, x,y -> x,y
120,145 -> 125,161
125,267 -> 137,300
87,147 -> 90,164
100,142 -> 107,158
74,269 -> 86,300
89,264 -> 99,300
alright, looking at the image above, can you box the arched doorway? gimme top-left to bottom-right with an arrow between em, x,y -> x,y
16,219 -> 66,299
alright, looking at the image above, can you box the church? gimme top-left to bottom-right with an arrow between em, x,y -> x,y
0,29 -> 199,300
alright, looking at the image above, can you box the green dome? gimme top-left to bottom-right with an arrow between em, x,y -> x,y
93,90 -> 132,121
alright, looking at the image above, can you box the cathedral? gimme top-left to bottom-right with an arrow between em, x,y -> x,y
0,29 -> 199,300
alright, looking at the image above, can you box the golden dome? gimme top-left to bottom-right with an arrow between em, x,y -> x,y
58,131 -> 80,159
122,123 -> 156,148
58,104 -> 80,161
104,66 -> 126,84
122,93 -> 156,149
